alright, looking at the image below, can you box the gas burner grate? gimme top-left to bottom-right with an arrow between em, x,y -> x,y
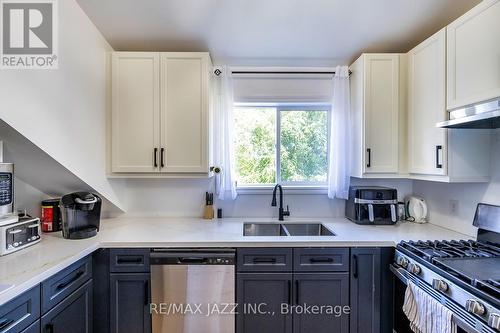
398,239 -> 500,262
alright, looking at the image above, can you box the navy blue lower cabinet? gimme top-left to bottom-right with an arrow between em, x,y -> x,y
350,247 -> 394,333
109,273 -> 151,333
292,273 -> 349,333
237,273 -> 293,333
41,279 -> 93,333
0,285 -> 40,333
19,320 -> 39,333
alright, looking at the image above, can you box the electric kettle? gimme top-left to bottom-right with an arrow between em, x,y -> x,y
404,196 -> 428,223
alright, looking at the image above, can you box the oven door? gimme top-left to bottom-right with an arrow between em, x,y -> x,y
391,265 -> 482,333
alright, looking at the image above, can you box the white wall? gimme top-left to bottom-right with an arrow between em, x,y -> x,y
413,130 -> 500,237
0,0 -> 125,211
122,177 -> 413,218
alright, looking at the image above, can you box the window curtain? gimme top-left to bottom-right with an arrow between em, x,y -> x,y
327,66 -> 351,200
213,66 -> 238,200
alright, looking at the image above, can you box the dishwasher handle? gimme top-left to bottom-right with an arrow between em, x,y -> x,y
150,250 -> 235,265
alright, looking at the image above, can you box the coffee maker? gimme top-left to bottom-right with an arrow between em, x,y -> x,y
60,192 -> 101,239
345,186 -> 398,225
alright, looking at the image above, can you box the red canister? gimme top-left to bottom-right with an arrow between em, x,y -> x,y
41,198 -> 62,232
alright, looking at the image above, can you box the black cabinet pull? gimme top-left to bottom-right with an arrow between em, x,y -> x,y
160,148 -> 165,168
144,280 -> 149,306
252,257 -> 277,264
435,145 -> 443,169
117,257 -> 143,265
0,318 -> 13,330
154,148 -> 158,168
287,280 -> 292,305
352,255 -> 358,278
295,280 -> 300,305
56,271 -> 84,290
45,323 -> 54,333
178,257 -> 207,264
309,257 -> 334,263
366,148 -> 371,168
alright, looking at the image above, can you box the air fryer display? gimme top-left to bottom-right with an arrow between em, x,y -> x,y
0,173 -> 12,206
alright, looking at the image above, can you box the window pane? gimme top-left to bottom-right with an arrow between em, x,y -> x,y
234,107 -> 276,185
280,110 -> 328,183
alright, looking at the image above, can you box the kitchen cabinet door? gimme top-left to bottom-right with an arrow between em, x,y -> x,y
292,273 -> 349,333
237,273 -> 292,333
447,0 -> 500,110
110,273 -> 151,333
364,54 -> 400,174
111,52 -> 160,173
350,248 -> 393,333
408,29 -> 447,176
160,53 -> 210,173
41,280 -> 93,333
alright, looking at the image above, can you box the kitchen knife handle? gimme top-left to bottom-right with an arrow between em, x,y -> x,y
366,148 -> 371,168
154,148 -> 158,168
160,148 -> 165,168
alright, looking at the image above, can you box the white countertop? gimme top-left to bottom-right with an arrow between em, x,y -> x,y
0,217 -> 471,306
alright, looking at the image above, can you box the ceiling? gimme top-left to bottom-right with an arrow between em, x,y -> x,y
77,0 -> 481,67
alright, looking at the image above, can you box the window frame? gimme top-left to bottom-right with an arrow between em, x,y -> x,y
234,103 -> 331,191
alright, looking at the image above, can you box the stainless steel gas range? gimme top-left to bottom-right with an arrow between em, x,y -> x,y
391,203 -> 500,333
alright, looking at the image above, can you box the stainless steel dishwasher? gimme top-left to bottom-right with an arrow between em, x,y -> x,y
150,249 -> 236,333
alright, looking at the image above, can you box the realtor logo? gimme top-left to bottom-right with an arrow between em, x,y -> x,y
1,0 -> 58,69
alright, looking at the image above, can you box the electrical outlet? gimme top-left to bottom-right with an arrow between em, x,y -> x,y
449,200 -> 459,215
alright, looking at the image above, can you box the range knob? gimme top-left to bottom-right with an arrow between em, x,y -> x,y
465,300 -> 485,316
488,313 -> 500,330
432,279 -> 449,293
397,256 -> 409,268
407,263 -> 421,275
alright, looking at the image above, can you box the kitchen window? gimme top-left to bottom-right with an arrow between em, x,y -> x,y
234,104 -> 330,189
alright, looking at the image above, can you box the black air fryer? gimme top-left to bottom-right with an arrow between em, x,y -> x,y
60,192 -> 102,239
345,186 -> 398,225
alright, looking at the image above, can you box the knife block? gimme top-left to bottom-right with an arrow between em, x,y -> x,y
203,205 -> 214,219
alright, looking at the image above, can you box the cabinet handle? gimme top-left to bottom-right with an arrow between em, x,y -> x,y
309,257 -> 334,263
295,280 -> 300,305
0,318 -> 14,330
435,145 -> 443,169
366,148 -> 371,168
287,280 -> 292,305
353,254 -> 358,278
161,148 -> 165,168
144,280 -> 149,306
45,323 -> 54,333
252,257 -> 277,264
116,257 -> 143,265
154,148 -> 158,168
56,271 -> 84,290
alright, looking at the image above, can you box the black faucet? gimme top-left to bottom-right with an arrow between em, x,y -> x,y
271,184 -> 290,221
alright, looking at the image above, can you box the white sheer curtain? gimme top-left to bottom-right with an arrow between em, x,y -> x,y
327,66 -> 351,199
213,66 -> 238,200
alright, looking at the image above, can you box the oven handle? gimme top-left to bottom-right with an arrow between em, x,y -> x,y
390,264 -> 485,333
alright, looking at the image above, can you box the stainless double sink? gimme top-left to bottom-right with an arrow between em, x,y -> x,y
243,222 -> 335,236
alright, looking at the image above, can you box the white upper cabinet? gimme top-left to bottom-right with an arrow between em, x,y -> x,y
110,52 -> 211,176
447,0 -> 500,109
408,29 -> 447,176
350,54 -> 402,177
111,53 -> 160,173
160,53 -> 209,173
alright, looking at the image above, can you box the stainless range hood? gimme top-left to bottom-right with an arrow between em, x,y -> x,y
437,98 -> 500,129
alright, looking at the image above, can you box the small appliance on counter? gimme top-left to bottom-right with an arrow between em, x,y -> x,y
0,216 -> 41,256
0,163 -> 14,217
404,196 -> 428,223
60,192 -> 101,239
345,186 -> 398,225
41,198 -> 62,232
